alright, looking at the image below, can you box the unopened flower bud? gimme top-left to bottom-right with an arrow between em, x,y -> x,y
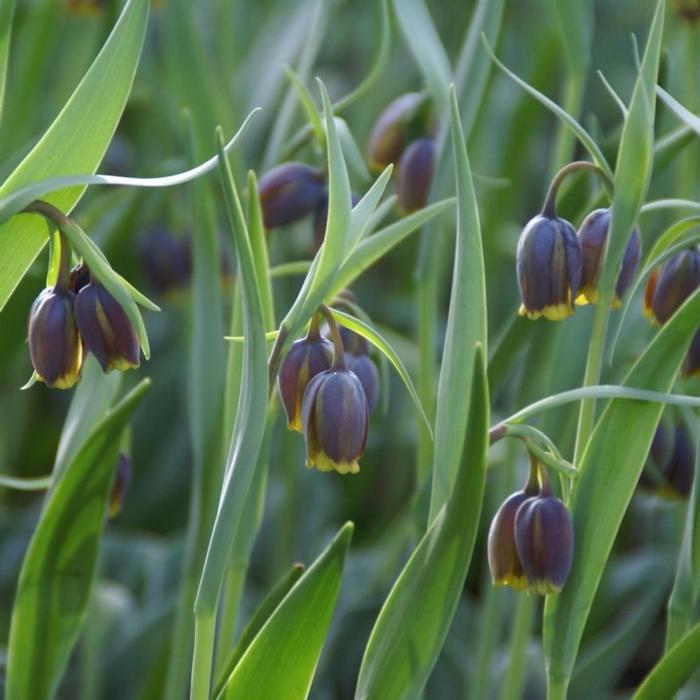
258,162 -> 325,229
515,489 -> 574,595
108,453 -> 132,519
649,248 -> 700,324
301,368 -> 369,474
671,0 -> 700,24
643,267 -> 660,319
517,214 -> 581,321
367,92 -> 425,171
141,226 -> 191,296
75,282 -> 140,373
27,287 -> 83,389
397,137 -> 435,213
577,208 -> 641,306
682,329 -> 700,378
277,328 -> 334,432
662,423 -> 694,499
346,353 -> 380,413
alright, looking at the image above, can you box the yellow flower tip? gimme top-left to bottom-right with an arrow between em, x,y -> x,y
518,303 -> 529,318
528,579 -> 562,596
541,303 -> 574,321
307,451 -> 360,475
493,573 -> 529,591
107,357 -> 140,373
288,415 -> 303,433
52,373 -> 81,390
574,292 -> 590,306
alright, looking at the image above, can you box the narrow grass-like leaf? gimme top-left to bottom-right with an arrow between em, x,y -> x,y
642,198 -> 700,214
597,70 -> 628,118
355,347 -> 488,700
247,171 -> 276,331
191,128 -> 269,698
391,0 -> 451,111
0,109 -> 261,226
0,474 -> 51,490
543,287 -> 700,697
6,380 -> 150,700
0,0 -> 14,127
284,65 -> 324,144
483,36 -> 612,179
216,523 -> 353,700
329,307 -> 431,437
657,85 -> 700,135
213,564 -> 305,698
333,198 -> 454,295
632,619 -> 700,700
335,117 -> 371,183
346,165 -> 393,250
429,86 -> 487,520
0,0 -> 149,312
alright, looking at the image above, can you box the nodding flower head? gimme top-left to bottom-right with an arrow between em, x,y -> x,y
516,214 -> 581,321
576,208 -> 641,307
27,286 -> 83,389
301,367 -> 369,475
258,162 -> 325,229
75,281 -> 140,373
367,92 -> 426,171
648,248 -> 700,325
514,483 -> 574,595
488,470 -> 541,591
277,326 -> 334,433
140,226 -> 191,297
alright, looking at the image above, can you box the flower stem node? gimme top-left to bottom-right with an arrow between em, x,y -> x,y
301,368 -> 369,475
75,282 -> 140,373
576,208 -> 641,307
27,287 -> 83,389
277,328 -> 334,432
516,214 -> 581,321
258,162 -> 325,229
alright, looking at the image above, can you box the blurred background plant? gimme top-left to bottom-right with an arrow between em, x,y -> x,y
1,0 -> 700,699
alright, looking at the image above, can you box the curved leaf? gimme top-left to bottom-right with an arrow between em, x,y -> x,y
329,307 -> 432,438
355,347 -> 488,700
0,0 -> 149,311
543,285 -> 700,695
6,380 -> 150,700
216,523 -> 353,700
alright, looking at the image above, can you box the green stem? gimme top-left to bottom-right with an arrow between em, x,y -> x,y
319,303 -> 345,370
190,612 -> 216,700
547,674 -> 569,700
500,594 -> 535,700
541,160 -> 613,219
215,564 -> 247,674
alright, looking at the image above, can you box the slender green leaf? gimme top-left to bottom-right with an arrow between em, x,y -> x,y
483,36 -> 612,179
213,564 -> 305,698
329,307 -> 431,437
217,523 -> 353,700
0,474 -> 51,490
347,165 -> 393,250
284,65 -> 323,144
543,288 -> 700,694
429,86 -> 487,520
0,0 -> 14,128
334,198 -> 454,295
632,619 -> 700,700
6,380 -> 150,700
335,117 -> 371,183
657,85 -> 700,135
391,0 -> 451,111
355,347 -> 488,700
0,0 -> 149,312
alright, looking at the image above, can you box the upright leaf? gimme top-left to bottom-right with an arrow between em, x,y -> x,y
0,0 -> 149,311
6,380 -> 150,700
216,523 -> 353,700
355,347 -> 489,700
543,286 -> 700,697
429,86 -> 487,520
0,0 -> 14,127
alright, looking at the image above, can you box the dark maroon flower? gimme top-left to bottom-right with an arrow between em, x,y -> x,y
258,162 -> 325,229
397,137 -> 435,213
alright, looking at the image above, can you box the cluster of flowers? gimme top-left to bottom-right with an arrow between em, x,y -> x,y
256,91 -> 436,248
488,458 -> 573,595
277,298 -> 379,475
28,260 -> 140,389
517,204 -> 641,321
